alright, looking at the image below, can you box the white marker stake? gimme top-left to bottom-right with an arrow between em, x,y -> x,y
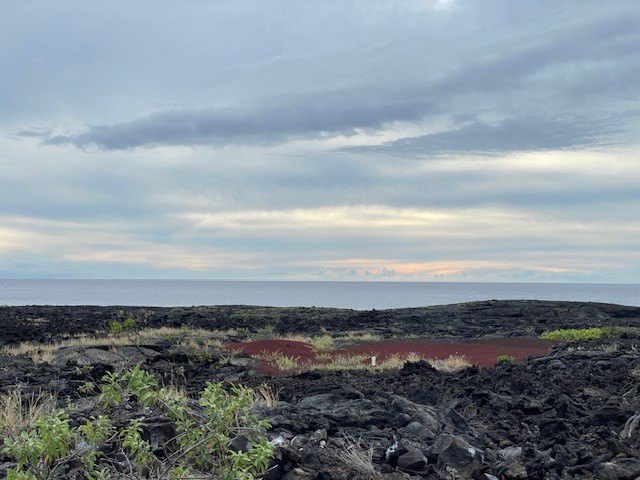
371,355 -> 377,367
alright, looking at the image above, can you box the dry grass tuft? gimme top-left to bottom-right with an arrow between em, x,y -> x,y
309,335 -> 335,351
428,354 -> 472,373
138,326 -> 230,342
0,390 -> 57,438
310,354 -> 370,371
256,352 -> 301,372
252,384 -> 281,407
278,334 -> 310,344
336,436 -> 379,477
5,336 -> 137,363
177,336 -> 223,353
345,332 -> 382,343
159,384 -> 188,404
3,326 -> 230,364
310,352 -> 472,373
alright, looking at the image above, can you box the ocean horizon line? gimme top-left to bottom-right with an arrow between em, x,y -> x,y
2,278 -> 639,285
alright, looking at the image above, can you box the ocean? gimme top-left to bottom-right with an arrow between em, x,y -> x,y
0,279 -> 638,309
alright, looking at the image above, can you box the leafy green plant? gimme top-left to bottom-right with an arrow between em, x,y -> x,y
108,316 -> 137,335
3,368 -> 274,480
98,371 -> 123,407
77,415 -> 113,470
497,355 -> 516,364
123,365 -> 159,407
77,381 -> 95,395
78,415 -> 112,445
2,410 -> 73,478
166,382 -> 274,478
108,320 -> 123,335
121,418 -> 152,467
99,365 -> 158,408
122,316 -> 137,332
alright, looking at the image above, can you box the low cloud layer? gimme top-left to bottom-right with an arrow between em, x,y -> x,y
43,95 -> 431,149
342,116 -> 617,156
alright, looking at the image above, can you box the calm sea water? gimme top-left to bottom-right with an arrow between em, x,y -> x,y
0,280 -> 638,309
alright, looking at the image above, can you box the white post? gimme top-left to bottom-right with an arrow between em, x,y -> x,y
371,355 -> 377,367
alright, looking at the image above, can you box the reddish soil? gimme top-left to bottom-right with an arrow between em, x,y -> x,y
227,339 -> 317,358
226,338 -> 560,375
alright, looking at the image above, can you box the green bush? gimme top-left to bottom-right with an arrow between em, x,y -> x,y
122,316 -> 137,332
539,327 -> 627,341
310,335 -> 334,351
253,325 -> 277,340
108,320 -> 123,335
497,355 -> 516,364
108,317 -> 137,335
3,367 -> 274,479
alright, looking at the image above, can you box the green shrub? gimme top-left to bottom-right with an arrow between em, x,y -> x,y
121,418 -> 152,467
496,355 -> 516,364
77,415 -> 113,470
3,410 -> 73,479
98,371 -> 123,407
3,367 -> 274,479
310,335 -> 334,351
122,316 -> 137,332
122,365 -> 159,406
539,327 -> 628,341
169,382 -> 273,477
108,320 -> 123,335
108,317 -> 137,335
253,325 -> 277,339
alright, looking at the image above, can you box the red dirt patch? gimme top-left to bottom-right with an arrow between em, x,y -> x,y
227,339 -> 315,357
225,338 -> 559,375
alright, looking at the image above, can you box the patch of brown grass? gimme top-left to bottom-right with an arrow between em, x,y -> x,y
3,326 -> 231,363
309,354 -> 370,371
335,436 -> 379,477
310,352 -> 472,373
0,390 -> 57,438
252,384 -> 281,408
5,336 -> 137,363
255,352 -> 301,371
344,332 -> 382,343
428,354 -> 472,373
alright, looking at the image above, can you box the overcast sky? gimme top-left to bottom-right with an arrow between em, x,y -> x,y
1,0 -> 639,282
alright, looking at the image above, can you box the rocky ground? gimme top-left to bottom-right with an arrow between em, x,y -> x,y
1,300 -> 640,479
2,300 -> 639,345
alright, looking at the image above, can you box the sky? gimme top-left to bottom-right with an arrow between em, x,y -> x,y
1,0 -> 639,282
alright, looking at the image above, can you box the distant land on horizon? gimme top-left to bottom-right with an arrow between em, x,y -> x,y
1,279 -> 639,309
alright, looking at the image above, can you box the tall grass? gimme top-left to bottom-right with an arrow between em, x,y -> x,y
335,436 -> 378,476
310,353 -> 472,373
309,335 -> 335,351
256,352 -> 300,371
0,390 -> 57,438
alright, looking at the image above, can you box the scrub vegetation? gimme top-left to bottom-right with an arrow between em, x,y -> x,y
0,367 -> 274,480
540,327 -> 636,341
